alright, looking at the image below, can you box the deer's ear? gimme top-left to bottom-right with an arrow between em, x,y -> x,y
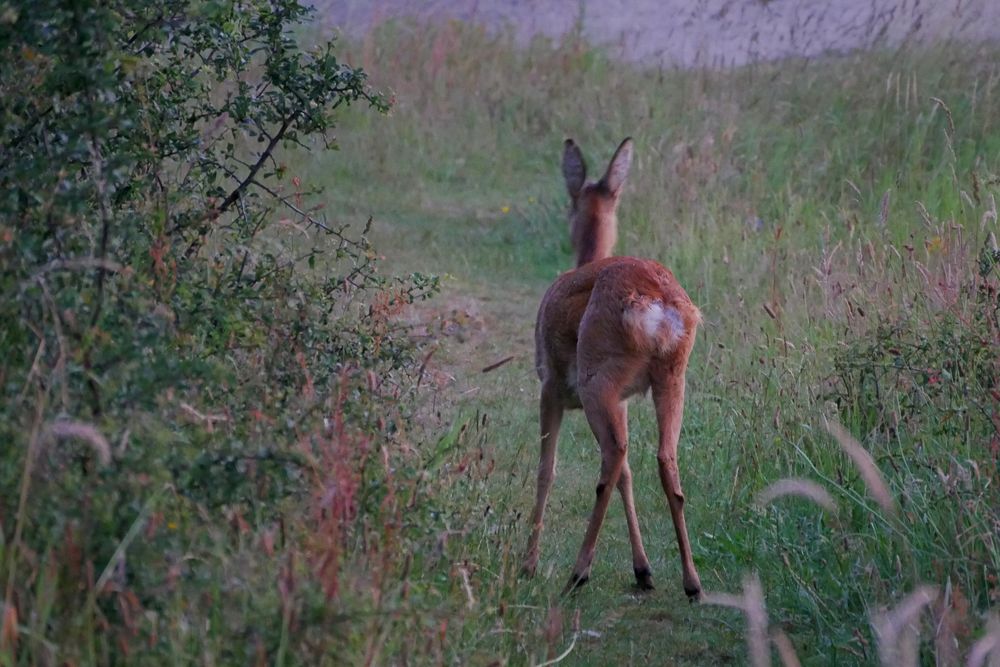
603,137 -> 633,195
562,139 -> 587,200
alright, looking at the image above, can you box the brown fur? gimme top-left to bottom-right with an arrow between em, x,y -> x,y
523,139 -> 704,600
570,193 -> 619,267
563,138 -> 631,268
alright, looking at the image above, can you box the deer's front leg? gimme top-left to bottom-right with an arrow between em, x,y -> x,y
523,384 -> 564,577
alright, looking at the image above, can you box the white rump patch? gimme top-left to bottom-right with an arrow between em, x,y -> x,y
623,300 -> 686,354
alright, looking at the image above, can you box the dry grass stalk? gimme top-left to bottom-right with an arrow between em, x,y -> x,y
771,629 -> 802,667
179,402 -> 229,432
704,574 -> 774,667
744,575 -> 771,667
535,609 -> 580,667
933,582 -> 968,667
543,606 -> 564,661
916,200 -> 935,230
825,419 -> 897,516
457,564 -> 475,610
873,585 -> 938,667
756,478 -> 837,512
879,189 -> 891,227
43,420 -> 112,466
981,196 -> 998,232
25,256 -> 123,286
14,338 -> 45,405
94,493 -> 159,593
967,616 -> 1000,667
3,395 -> 46,653
930,96 -> 956,136
0,604 -> 16,652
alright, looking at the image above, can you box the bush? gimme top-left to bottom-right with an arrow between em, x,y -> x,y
832,236 -> 1000,446
0,1 -> 439,662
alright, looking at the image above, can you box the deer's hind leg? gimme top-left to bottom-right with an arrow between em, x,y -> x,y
651,348 -> 702,601
565,387 -> 629,592
618,456 -> 654,590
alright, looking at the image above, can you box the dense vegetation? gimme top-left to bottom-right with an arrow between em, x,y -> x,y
2,4 -> 999,666
0,2 -> 446,663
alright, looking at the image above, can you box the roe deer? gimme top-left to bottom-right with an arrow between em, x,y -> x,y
522,137 -> 703,600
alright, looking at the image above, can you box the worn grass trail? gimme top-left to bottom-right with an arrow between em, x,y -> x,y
306,154 -> 747,662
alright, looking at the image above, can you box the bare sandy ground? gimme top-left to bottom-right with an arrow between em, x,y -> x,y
315,0 -> 999,67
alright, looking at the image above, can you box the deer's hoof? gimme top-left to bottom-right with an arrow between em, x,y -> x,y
563,572 -> 589,594
685,585 -> 703,603
634,567 -> 655,591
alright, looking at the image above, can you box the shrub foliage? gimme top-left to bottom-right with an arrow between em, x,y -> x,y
0,1 -> 439,662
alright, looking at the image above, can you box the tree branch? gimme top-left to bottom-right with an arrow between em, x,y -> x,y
216,114 -> 294,217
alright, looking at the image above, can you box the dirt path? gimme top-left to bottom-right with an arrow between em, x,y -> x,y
317,0 -> 999,67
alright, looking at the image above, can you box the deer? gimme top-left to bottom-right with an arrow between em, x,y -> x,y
521,137 -> 704,601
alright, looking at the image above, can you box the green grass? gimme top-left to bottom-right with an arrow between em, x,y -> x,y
3,17 -> 992,665
296,20 -> 1000,664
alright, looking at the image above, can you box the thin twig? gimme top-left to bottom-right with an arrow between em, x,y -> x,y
14,338 -> 46,406
94,492 -> 160,593
216,115 -> 294,217
88,139 -> 114,327
21,257 -> 123,290
482,356 -> 515,373
36,278 -> 69,410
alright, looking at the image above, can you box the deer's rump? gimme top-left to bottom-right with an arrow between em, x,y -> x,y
534,256 -> 700,404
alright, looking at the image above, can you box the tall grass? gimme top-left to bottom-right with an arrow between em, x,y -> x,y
5,13 -> 994,664
303,19 -> 1000,663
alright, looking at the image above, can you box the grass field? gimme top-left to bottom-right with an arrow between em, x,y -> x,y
303,20 -> 1000,665
5,10 -> 999,666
